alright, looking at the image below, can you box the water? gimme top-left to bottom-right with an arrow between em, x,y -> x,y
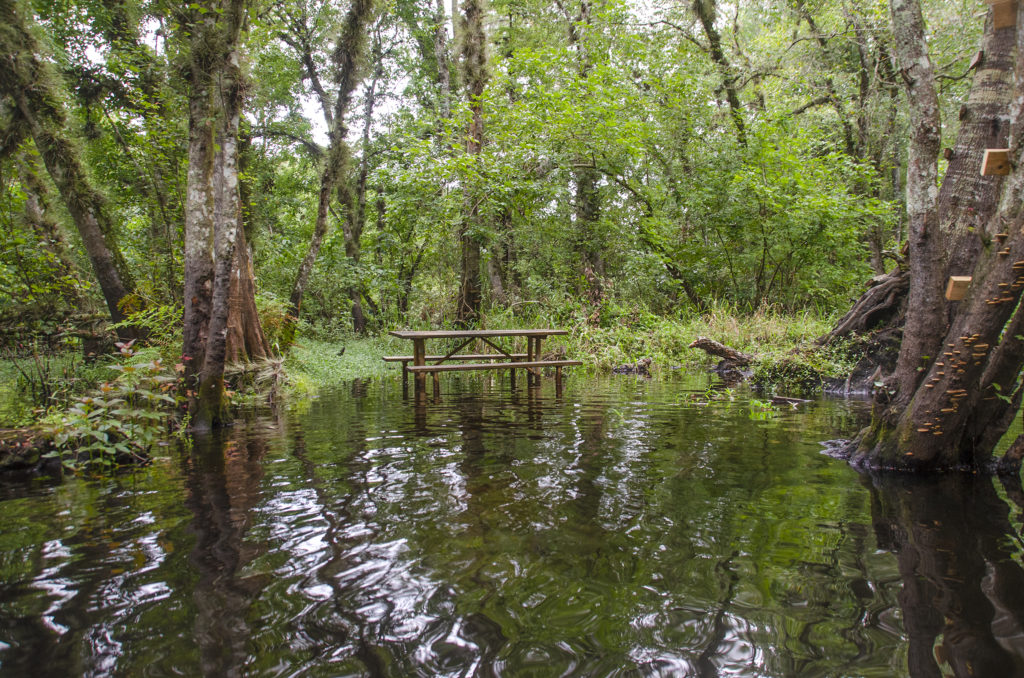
1,373 -> 1023,676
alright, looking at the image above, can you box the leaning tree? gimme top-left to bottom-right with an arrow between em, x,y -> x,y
837,0 -> 1024,472
0,0 -> 137,328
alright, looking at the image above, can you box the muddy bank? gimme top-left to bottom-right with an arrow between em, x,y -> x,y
0,429 -> 60,478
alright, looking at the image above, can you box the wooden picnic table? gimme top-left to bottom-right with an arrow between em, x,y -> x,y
385,329 -> 581,394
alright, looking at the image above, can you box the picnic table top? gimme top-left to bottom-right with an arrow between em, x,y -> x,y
389,329 -> 567,340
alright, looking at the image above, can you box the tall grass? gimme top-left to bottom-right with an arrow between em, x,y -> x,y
282,301 -> 845,396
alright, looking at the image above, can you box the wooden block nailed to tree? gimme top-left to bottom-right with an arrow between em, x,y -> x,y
984,0 -> 1017,29
945,276 -> 972,301
981,148 -> 1011,175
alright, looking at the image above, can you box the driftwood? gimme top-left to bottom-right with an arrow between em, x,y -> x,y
688,337 -> 754,366
770,396 -> 811,407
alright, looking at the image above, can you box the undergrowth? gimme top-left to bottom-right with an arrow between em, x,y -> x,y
284,334 -> 408,396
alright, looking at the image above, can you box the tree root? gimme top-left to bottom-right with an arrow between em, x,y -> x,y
819,269 -> 908,345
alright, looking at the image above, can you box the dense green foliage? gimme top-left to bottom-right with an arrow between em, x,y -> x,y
0,0 -> 984,430
40,341 -> 180,470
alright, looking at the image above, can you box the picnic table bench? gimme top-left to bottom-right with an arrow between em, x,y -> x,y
385,329 -> 581,394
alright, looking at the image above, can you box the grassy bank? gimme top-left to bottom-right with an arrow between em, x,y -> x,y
283,306 -> 852,397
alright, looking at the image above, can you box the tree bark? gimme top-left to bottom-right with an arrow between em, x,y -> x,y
456,0 -> 488,325
555,0 -> 605,303
693,0 -> 746,146
224,128 -> 271,363
225,223 -> 270,363
17,155 -> 80,292
434,0 -> 452,120
180,0 -> 248,430
0,0 -> 136,328
846,4 -> 1024,471
339,25 -> 383,334
887,0 -> 943,407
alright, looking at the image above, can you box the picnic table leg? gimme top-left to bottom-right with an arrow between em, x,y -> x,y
432,370 -> 440,397
536,337 -> 544,385
401,360 -> 409,392
413,338 -> 426,395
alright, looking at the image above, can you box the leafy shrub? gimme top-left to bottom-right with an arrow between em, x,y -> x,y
41,341 -> 180,472
256,292 -> 292,352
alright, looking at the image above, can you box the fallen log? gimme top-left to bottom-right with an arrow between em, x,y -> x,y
688,337 -> 754,366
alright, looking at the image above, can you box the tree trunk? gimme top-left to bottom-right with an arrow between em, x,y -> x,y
224,127 -> 271,362
225,223 -> 271,363
575,164 -> 605,302
845,5 -> 1024,471
286,0 -> 375,334
180,0 -> 248,431
434,0 -> 452,120
554,1 -> 605,303
693,0 -> 746,145
0,0 -> 136,327
823,13 -> 1015,347
456,0 -> 488,325
886,0 -> 942,406
339,25 -> 383,335
17,155 -> 80,291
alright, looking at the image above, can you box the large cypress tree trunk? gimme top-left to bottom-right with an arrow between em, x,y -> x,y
287,0 -> 375,333
225,224 -> 270,363
224,130 -> 271,363
0,0 -> 135,327
845,5 -> 1024,472
822,12 -> 1015,346
180,0 -> 248,430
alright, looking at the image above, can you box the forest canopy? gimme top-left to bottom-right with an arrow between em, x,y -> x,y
0,0 -> 981,336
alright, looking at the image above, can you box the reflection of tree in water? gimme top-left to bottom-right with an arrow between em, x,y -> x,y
287,424 -> 391,676
869,474 -> 1024,677
183,425 -> 268,677
450,394 -> 511,666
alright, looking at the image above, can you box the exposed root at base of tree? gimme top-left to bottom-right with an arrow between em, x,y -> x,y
819,269 -> 908,345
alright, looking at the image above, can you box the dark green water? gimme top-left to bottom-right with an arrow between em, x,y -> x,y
2,374 -> 1024,677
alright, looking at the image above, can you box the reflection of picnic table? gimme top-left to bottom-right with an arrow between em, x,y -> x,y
384,329 -> 582,394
